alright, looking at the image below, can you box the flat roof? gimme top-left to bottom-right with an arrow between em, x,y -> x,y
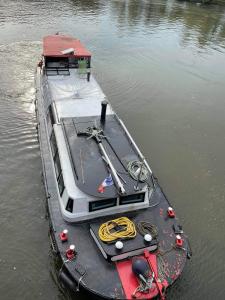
62,115 -> 150,198
47,69 -> 114,119
43,35 -> 91,58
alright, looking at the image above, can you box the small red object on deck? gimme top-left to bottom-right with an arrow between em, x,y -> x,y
60,229 -> 68,242
176,235 -> 183,247
66,245 -> 76,260
167,207 -> 175,218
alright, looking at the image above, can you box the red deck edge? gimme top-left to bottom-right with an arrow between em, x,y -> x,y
116,254 -> 159,299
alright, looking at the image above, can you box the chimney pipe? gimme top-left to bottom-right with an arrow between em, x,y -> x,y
100,100 -> 108,125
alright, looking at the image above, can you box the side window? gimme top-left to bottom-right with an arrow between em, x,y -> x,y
46,105 -> 54,134
50,132 -> 65,196
50,131 -> 57,158
66,198 -> 74,212
58,172 -> 65,196
54,152 -> 61,179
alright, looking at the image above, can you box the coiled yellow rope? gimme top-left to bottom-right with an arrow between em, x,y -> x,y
98,217 -> 136,243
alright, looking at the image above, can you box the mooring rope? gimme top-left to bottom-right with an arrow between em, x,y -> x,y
127,160 -> 149,182
136,221 -> 158,239
98,217 -> 136,243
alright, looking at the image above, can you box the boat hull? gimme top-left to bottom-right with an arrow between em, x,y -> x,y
35,67 -> 190,299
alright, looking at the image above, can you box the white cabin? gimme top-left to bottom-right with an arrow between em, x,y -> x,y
40,35 -> 153,222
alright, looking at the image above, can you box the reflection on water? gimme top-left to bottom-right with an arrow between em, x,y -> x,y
71,0 -> 104,12
109,0 -> 225,50
0,0 -> 225,300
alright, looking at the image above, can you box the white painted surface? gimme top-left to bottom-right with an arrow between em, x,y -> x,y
47,69 -> 114,119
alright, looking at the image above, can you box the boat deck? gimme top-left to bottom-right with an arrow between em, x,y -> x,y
62,115 -> 150,198
37,92 -> 187,296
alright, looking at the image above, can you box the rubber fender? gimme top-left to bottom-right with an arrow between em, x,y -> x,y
59,269 -> 77,292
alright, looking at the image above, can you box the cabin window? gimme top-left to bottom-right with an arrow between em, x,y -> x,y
49,105 -> 54,124
66,198 -> 74,213
50,131 -> 57,158
46,56 -> 69,68
46,105 -> 54,133
119,193 -> 145,205
68,57 -> 77,68
50,132 -> 65,196
54,152 -> 65,196
89,198 -> 117,212
45,57 -> 70,76
54,152 -> 61,179
58,172 -> 65,196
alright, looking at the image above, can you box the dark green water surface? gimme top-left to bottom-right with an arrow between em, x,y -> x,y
0,0 -> 225,299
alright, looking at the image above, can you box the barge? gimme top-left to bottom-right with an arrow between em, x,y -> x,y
35,34 -> 191,299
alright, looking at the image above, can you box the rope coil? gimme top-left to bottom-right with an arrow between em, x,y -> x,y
136,221 -> 158,239
127,160 -> 149,182
98,217 -> 136,243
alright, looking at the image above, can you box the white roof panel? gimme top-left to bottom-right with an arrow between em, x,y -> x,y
47,69 -> 114,119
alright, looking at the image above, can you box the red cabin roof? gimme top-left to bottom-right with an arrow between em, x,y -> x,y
43,35 -> 91,58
